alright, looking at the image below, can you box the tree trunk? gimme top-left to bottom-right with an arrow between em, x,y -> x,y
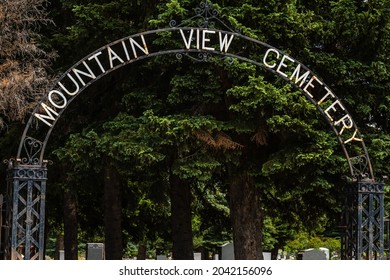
137,243 -> 147,260
271,246 -> 279,260
63,189 -> 78,260
170,174 -> 194,260
229,173 -> 263,259
55,234 -> 64,260
104,163 -> 123,260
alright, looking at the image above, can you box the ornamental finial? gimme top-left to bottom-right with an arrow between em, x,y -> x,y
169,1 -> 238,33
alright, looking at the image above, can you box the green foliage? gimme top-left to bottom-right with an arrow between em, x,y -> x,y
285,231 -> 341,259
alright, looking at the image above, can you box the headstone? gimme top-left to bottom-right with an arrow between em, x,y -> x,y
299,248 -> 327,260
319,247 -> 330,260
213,254 -> 219,260
156,255 -> 167,260
58,250 -> 65,260
55,235 -> 65,260
263,252 -> 272,260
194,252 -> 202,260
221,243 -> 234,260
86,243 -> 105,260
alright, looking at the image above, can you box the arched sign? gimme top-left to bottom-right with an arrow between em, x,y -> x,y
18,27 -> 373,180
5,1 -> 384,261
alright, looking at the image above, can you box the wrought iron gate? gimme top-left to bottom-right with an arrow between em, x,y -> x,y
4,158 -> 47,260
342,180 -> 385,260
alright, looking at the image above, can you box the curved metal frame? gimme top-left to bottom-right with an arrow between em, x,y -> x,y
16,25 -> 374,180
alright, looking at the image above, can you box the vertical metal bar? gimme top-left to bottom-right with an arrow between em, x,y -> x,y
4,172 -> 10,260
38,179 -> 46,260
342,183 -> 356,260
357,189 -> 363,260
11,176 -> 20,260
379,192 -> 385,259
368,192 -> 373,259
385,217 -> 390,260
25,179 -> 33,260
352,190 -> 356,259
0,194 -> 3,259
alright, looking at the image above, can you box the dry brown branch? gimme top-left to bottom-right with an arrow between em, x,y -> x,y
0,0 -> 55,127
193,129 -> 217,147
251,128 -> 268,146
214,131 -> 244,150
193,129 -> 244,150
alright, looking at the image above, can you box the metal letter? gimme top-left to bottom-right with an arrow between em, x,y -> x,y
88,52 -> 106,74
58,74 -> 80,96
122,40 -> 130,60
303,76 -> 323,98
290,64 -> 311,88
276,55 -> 295,78
263,48 -> 280,69
324,100 -> 345,122
72,61 -> 97,86
48,90 -> 68,109
107,46 -> 125,69
180,29 -> 194,49
344,129 -> 363,144
202,30 -> 216,51
219,32 -> 234,53
129,35 -> 149,59
34,103 -> 59,127
335,114 -> 354,135
317,86 -> 335,105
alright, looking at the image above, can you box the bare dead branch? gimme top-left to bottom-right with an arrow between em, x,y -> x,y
193,129 -> 244,150
0,0 -> 55,127
251,128 -> 268,146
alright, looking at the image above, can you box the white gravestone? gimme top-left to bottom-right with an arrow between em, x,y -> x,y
300,248 -> 327,260
221,243 -> 235,260
194,252 -> 202,260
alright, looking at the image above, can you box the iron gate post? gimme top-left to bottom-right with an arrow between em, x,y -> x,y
385,217 -> 390,259
0,194 -> 4,259
4,159 -> 47,260
342,180 -> 385,260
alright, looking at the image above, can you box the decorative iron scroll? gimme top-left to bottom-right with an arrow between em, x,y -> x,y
170,1 -> 237,32
21,137 -> 43,166
176,51 -> 212,62
350,155 -> 370,180
176,51 -> 235,64
14,167 -> 47,180
357,180 -> 385,193
171,1 -> 239,63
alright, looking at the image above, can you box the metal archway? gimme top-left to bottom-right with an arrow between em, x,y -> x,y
2,1 -> 385,260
